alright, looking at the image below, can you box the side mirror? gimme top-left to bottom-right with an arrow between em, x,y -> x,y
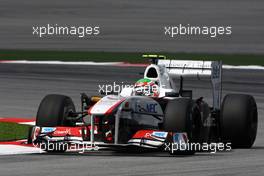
121,101 -> 133,112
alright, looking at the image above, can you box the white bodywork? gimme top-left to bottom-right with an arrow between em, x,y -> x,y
89,95 -> 124,115
89,59 -> 222,116
89,58 -> 222,146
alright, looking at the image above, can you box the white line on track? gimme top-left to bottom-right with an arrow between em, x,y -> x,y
1,60 -> 264,70
19,122 -> 35,126
0,145 -> 43,155
0,60 -> 122,65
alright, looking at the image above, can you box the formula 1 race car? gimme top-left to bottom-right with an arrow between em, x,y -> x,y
28,55 -> 258,155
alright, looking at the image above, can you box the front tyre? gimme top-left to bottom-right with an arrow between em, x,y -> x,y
36,94 -> 76,127
163,98 -> 196,155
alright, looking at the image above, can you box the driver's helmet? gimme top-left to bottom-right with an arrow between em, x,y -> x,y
134,78 -> 159,97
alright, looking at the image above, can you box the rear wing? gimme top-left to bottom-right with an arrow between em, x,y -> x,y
158,59 -> 222,110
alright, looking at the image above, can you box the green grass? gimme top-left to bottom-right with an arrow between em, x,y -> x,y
0,122 -> 30,141
0,50 -> 264,65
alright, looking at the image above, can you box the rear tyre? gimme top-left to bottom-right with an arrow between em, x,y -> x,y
36,94 -> 76,127
220,94 -> 258,148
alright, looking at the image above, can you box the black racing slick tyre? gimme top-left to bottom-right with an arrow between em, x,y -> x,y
36,94 -> 76,127
220,94 -> 258,148
163,98 -> 193,137
163,98 -> 196,155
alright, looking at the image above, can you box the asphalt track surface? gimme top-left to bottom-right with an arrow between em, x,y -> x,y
0,0 -> 264,53
0,63 -> 264,176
